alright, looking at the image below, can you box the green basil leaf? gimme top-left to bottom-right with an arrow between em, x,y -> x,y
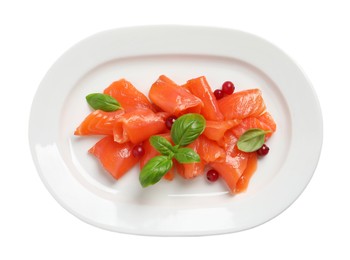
237,128 -> 268,152
139,156 -> 173,187
171,113 -> 206,147
86,93 -> 122,112
174,148 -> 200,163
149,136 -> 175,157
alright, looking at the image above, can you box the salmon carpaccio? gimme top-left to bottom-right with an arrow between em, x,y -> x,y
88,136 -> 139,180
104,79 -> 154,112
75,75 -> 276,194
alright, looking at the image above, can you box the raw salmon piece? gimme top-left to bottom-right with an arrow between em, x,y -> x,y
176,160 -> 205,179
211,130 -> 254,193
203,119 -> 241,141
213,112 -> 275,193
210,149 -> 250,194
103,79 -> 153,112
235,152 -> 258,193
195,135 -> 226,163
231,112 -> 276,139
140,133 -> 175,181
175,137 -> 205,179
89,136 -> 139,180
185,76 -> 224,120
176,135 -> 225,179
149,75 -> 203,117
113,108 -> 168,144
218,89 -> 266,120
216,130 -> 239,154
74,109 -> 124,136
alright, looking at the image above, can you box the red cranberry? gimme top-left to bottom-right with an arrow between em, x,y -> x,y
214,89 -> 224,100
165,115 -> 177,130
222,81 -> 235,95
132,144 -> 145,158
207,169 -> 219,182
257,144 -> 269,156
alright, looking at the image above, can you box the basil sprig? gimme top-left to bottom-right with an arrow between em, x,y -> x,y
139,113 -> 206,188
86,93 -> 122,112
237,128 -> 270,152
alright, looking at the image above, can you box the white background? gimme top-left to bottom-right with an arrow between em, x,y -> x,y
1,0 -> 349,259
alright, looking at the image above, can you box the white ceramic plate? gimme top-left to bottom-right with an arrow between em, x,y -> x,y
29,26 -> 322,236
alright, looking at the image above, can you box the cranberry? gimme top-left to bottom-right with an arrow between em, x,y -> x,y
207,169 -> 219,182
165,115 -> 177,130
132,144 -> 145,158
222,81 -> 235,95
257,144 -> 269,156
214,89 -> 224,100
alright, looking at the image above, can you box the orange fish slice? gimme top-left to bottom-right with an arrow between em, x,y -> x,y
235,152 -> 258,193
218,89 -> 266,120
210,143 -> 250,194
185,76 -> 224,121
89,136 -> 139,180
113,108 -> 168,144
175,160 -> 205,180
195,135 -> 226,163
175,137 -> 204,179
231,112 -> 276,139
176,135 -> 225,179
74,109 -> 124,136
103,79 -> 153,112
210,131 -> 252,193
203,119 -> 241,141
149,75 -> 203,117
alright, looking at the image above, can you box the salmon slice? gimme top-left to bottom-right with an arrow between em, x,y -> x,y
216,131 -> 239,153
89,136 -> 139,180
175,137 -> 205,179
176,159 -> 205,180
74,109 -> 124,136
235,152 -> 258,193
113,108 -> 168,144
231,112 -> 276,139
210,131 -> 252,193
103,79 -> 153,112
213,115 -> 273,193
195,135 -> 226,163
218,89 -> 266,120
176,135 -> 225,179
210,152 -> 250,194
185,76 -> 224,121
140,133 -> 175,181
149,75 -> 203,117
210,134 -> 251,194
203,119 -> 241,141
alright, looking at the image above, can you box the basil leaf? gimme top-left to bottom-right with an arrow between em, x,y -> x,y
86,93 -> 122,112
237,128 -> 268,152
171,113 -> 206,147
174,148 -> 200,163
139,156 -> 173,187
149,136 -> 175,157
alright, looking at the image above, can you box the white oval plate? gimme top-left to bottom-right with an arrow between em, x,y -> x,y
29,26 -> 322,236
